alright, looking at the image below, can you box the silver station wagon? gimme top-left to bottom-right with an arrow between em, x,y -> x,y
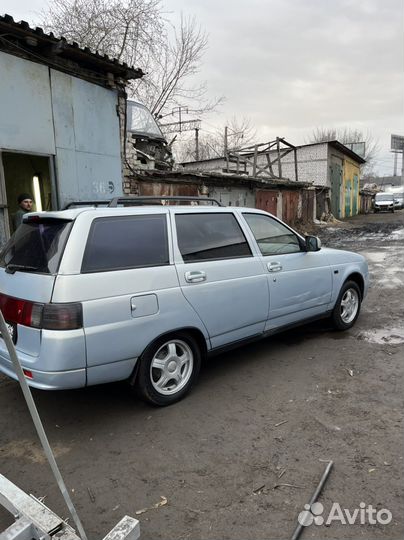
0,197 -> 369,406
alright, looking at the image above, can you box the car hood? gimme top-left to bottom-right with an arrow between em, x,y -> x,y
320,247 -> 366,265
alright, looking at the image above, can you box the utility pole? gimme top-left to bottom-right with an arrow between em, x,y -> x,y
170,106 -> 189,133
224,126 -> 228,156
390,134 -> 404,189
195,127 -> 200,161
398,148 -> 404,190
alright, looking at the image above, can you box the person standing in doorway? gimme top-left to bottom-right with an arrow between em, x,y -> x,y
13,193 -> 33,230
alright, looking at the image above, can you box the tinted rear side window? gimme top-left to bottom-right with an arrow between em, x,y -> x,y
176,213 -> 252,262
0,219 -> 72,274
81,214 -> 169,273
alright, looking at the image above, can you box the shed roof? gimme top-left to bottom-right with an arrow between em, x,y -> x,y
297,140 -> 366,164
0,14 -> 144,85
130,168 -> 314,190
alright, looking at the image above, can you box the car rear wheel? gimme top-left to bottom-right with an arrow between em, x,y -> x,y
331,280 -> 361,331
136,333 -> 201,406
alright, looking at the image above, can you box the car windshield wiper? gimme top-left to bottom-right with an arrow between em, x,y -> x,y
5,263 -> 42,274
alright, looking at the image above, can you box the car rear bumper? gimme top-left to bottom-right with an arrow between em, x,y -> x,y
0,346 -> 85,390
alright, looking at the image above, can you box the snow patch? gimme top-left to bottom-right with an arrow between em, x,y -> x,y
362,252 -> 386,263
389,228 -> 404,241
359,327 -> 404,345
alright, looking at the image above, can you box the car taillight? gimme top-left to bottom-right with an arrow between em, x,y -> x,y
0,293 -> 43,328
42,303 -> 82,330
0,293 -> 82,330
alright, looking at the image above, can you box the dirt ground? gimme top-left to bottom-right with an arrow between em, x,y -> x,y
0,210 -> 403,540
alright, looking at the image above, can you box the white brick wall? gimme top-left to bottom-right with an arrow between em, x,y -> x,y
181,143 -> 330,187
256,143 -> 329,186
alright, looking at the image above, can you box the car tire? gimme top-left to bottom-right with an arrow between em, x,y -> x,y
331,280 -> 362,331
135,332 -> 201,406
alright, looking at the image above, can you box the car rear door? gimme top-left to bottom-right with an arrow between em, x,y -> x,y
241,212 -> 332,330
172,209 -> 269,349
53,209 -> 181,385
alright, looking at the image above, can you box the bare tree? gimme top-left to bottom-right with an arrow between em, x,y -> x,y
39,0 -> 220,116
175,117 -> 257,163
309,127 -> 379,174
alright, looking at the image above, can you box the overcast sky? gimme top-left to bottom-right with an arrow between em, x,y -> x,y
3,0 -> 404,175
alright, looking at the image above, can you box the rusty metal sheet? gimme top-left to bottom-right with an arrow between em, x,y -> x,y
301,189 -> 315,222
282,190 -> 299,225
315,189 -> 327,219
255,190 -> 278,215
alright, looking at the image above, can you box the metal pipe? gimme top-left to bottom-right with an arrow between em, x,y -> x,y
0,310 -> 88,540
290,461 -> 333,540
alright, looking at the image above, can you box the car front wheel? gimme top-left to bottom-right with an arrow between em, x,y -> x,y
136,333 -> 201,406
331,280 -> 361,330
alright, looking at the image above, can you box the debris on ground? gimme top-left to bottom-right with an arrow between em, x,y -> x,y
87,487 -> 96,503
135,496 -> 168,515
273,483 -> 303,490
252,484 -> 266,494
278,468 -> 287,479
290,461 -> 333,540
274,420 -> 288,427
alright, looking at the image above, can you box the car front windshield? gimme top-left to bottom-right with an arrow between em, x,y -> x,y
126,101 -> 165,139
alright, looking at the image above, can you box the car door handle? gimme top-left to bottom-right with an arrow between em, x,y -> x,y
185,270 -> 207,283
267,261 -> 282,272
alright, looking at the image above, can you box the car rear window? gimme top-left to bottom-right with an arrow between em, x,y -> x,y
81,214 -> 169,273
175,213 -> 252,262
0,218 -> 73,274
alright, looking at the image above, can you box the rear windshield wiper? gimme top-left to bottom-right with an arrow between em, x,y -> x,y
5,263 -> 42,274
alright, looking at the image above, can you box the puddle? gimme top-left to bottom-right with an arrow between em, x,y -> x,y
358,327 -> 404,345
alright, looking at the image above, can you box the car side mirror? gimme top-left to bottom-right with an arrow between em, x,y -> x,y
305,235 -> 322,251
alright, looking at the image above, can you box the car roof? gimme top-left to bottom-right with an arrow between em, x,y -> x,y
27,205 -> 268,220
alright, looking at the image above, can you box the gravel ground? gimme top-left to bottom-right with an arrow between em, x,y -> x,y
0,210 -> 403,540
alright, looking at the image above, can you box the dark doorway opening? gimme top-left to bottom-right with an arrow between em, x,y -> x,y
2,152 -> 52,235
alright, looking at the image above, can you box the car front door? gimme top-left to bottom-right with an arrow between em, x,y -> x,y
242,212 -> 332,331
172,210 -> 269,349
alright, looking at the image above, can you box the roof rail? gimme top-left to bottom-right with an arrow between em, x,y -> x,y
108,196 -> 223,207
63,200 -> 111,209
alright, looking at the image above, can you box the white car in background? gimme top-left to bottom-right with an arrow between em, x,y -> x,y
374,193 -> 396,213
